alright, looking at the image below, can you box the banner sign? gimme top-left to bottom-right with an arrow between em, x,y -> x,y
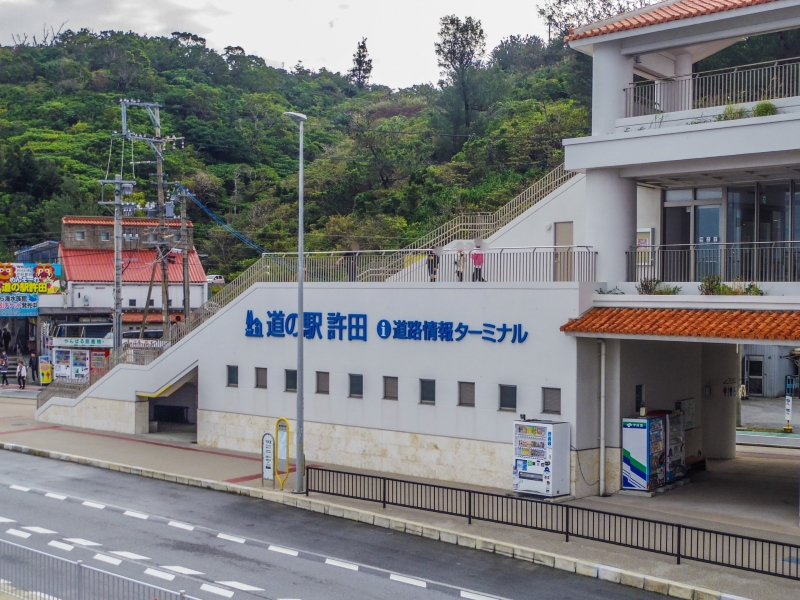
0,263 -> 61,294
0,293 -> 38,317
245,309 -> 528,345
262,433 -> 274,483
52,337 -> 113,348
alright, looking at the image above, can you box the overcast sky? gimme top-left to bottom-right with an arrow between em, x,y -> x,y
0,0 -> 549,89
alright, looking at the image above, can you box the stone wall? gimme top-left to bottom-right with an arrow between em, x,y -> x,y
38,396 -> 149,434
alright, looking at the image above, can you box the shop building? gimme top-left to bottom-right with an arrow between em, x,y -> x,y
35,0 -> 800,501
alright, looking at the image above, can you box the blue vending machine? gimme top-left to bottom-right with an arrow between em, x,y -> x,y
622,416 -> 666,491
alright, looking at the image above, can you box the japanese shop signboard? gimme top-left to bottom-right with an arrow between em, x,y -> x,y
0,263 -> 61,294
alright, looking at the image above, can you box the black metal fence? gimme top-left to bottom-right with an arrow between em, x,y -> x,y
306,467 -> 800,581
0,539 -> 200,600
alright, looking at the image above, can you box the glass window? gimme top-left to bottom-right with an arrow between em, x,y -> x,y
420,379 -> 435,404
663,206 -> 691,246
75,231 -> 86,240
285,369 -> 297,392
542,387 -> 561,414
383,376 -> 398,400
226,365 -> 238,387
499,385 -> 517,410
349,374 -> 363,398
255,367 -> 268,389
458,382 -> 475,406
316,371 -> 329,394
758,182 -> 791,242
665,189 -> 693,202
128,299 -> 136,307
696,187 -> 722,200
727,187 -> 756,244
101,232 -> 110,241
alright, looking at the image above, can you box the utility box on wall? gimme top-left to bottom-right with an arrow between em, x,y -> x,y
513,420 -> 570,497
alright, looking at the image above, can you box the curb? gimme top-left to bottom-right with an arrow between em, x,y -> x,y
0,442 -> 750,600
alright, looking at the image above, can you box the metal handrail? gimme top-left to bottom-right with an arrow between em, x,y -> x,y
624,56 -> 800,117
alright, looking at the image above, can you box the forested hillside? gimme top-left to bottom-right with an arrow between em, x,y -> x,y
1,14 -> 799,277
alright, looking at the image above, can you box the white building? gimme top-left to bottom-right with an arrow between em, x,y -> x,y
36,0 -> 800,499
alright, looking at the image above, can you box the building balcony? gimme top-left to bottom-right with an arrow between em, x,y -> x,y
255,246 -> 598,284
626,242 -> 800,284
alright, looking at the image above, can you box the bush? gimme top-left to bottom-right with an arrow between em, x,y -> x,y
752,101 -> 777,117
699,274 -> 764,295
636,278 -> 681,295
714,104 -> 749,121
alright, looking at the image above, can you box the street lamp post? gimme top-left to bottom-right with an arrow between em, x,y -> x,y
284,111 -> 307,493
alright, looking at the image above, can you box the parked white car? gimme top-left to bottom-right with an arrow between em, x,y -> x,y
206,275 -> 225,285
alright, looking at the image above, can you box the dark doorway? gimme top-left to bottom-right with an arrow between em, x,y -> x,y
153,405 -> 189,423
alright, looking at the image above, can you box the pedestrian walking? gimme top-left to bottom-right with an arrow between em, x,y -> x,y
28,352 -> 38,384
426,247 -> 440,282
2,327 -> 10,353
454,249 -> 466,282
1,358 -> 9,387
471,244 -> 486,282
16,362 -> 26,389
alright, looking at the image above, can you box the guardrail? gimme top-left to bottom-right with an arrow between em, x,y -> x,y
0,538 -> 201,600
306,467 -> 800,580
624,56 -> 800,118
627,242 -> 800,283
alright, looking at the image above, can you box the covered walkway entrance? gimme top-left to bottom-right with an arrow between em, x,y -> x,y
564,304 -> 800,530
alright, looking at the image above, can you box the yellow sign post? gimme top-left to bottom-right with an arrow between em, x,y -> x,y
275,418 -> 291,490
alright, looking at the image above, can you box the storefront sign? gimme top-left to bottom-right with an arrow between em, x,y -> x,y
0,263 -> 61,294
245,309 -> 528,344
52,337 -> 113,348
0,294 -> 38,317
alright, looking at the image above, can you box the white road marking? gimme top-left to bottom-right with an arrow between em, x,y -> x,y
390,574 -> 426,588
325,558 -> 358,571
161,566 -> 205,575
461,592 -> 498,600
64,538 -> 101,547
9,486 -> 29,492
48,541 -> 74,552
216,582 -> 263,592
93,554 -> 122,566
22,527 -> 57,534
217,533 -> 245,544
45,493 -> 67,500
82,501 -> 105,509
168,521 -> 194,531
268,545 -> 298,556
110,551 -> 150,560
6,529 -> 31,539
0,518 -> 15,523
123,511 -> 148,520
200,584 -> 234,598
144,568 -> 175,581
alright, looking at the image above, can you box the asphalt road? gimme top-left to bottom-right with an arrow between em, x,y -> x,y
0,452 -> 657,600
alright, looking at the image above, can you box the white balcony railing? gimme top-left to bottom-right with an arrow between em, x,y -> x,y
624,57 -> 800,118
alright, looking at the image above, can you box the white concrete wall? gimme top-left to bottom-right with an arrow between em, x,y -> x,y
68,282 -> 207,310
701,343 -> 739,459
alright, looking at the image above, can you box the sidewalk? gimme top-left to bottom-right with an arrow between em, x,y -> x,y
0,398 -> 795,599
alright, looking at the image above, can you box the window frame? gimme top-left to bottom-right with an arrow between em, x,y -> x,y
226,365 -> 239,388
458,381 -> 475,407
316,371 -> 330,395
349,373 -> 364,398
255,367 -> 268,389
542,387 -> 562,415
420,379 -> 436,404
75,231 -> 86,241
383,376 -> 399,400
499,384 -> 517,411
285,369 -> 297,392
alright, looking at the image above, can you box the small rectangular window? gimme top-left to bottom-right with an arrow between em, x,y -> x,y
542,387 -> 561,414
168,299 -> 172,306
128,299 -> 136,307
226,365 -> 238,387
285,369 -> 297,392
75,231 -> 86,240
696,187 -> 722,200
458,381 -> 475,406
316,371 -> 329,394
101,232 -> 110,241
500,385 -> 517,410
149,299 -> 154,307
349,374 -> 363,398
420,379 -> 435,404
255,367 -> 268,389
664,189 -> 692,202
383,376 -> 398,400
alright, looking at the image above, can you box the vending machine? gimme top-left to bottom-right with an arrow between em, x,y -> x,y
647,411 -> 685,482
513,420 -> 570,497
622,415 -> 666,491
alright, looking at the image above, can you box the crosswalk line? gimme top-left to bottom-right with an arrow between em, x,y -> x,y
325,558 -> 358,571
217,533 -> 245,543
216,582 -> 263,592
22,527 -> 57,534
6,529 -> 31,539
144,568 -> 175,581
168,521 -> 194,531
110,551 -> 150,561
82,501 -> 105,509
45,493 -> 67,500
268,545 -> 298,556
9,486 -> 29,492
161,566 -> 204,575
200,584 -> 234,598
390,574 -> 426,588
123,511 -> 148,520
48,541 -> 74,552
64,539 -> 101,547
93,554 -> 122,566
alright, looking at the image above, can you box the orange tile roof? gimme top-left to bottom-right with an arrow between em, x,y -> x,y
122,312 -> 182,323
561,307 -> 800,341
60,246 -> 207,283
62,216 -> 191,228
566,0 -> 777,42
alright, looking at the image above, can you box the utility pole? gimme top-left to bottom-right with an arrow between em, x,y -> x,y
99,175 -> 135,351
181,192 -> 191,327
120,100 -> 184,342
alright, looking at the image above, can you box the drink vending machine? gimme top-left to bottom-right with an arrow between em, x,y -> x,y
622,415 -> 666,491
513,420 -> 570,497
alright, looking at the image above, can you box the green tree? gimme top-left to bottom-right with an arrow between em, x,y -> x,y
434,15 -> 485,130
349,38 -> 373,89
538,0 -> 655,37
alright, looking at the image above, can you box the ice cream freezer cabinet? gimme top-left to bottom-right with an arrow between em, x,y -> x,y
512,420 -> 570,497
